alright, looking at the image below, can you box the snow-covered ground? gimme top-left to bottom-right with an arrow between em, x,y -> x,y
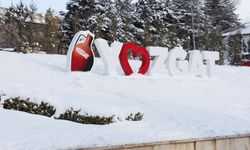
0,51 -> 250,150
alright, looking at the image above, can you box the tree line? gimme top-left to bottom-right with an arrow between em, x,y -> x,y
0,0 -> 245,65
0,1 -> 61,54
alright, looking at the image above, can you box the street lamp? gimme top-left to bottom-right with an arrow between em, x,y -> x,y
191,0 -> 196,50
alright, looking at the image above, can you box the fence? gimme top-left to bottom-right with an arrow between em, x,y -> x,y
82,134 -> 250,150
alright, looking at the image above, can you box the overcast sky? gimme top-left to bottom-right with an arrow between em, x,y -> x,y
0,0 -> 249,22
235,0 -> 250,23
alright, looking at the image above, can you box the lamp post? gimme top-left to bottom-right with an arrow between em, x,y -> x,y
191,0 -> 196,50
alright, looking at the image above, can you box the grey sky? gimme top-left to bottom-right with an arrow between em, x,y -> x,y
0,0 -> 249,22
235,0 -> 250,23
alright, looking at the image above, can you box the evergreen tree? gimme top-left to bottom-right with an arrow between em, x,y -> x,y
4,1 -> 30,49
200,28 -> 225,64
61,0 -> 139,51
44,8 -> 62,54
203,0 -> 240,64
108,9 -> 119,41
59,0 -> 241,63
204,0 -> 240,33
0,12 -> 6,47
135,0 -> 184,48
26,1 -> 38,46
95,0 -> 114,41
61,0 -> 103,51
3,1 -> 40,51
114,0 -> 137,43
157,0 -> 188,48
227,32 -> 243,65
171,0 -> 206,50
171,0 -> 227,64
135,0 -> 156,46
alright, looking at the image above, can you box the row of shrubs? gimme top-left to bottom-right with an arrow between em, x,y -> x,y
1,97 -> 143,125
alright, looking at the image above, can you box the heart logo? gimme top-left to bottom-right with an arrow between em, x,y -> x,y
119,42 -> 150,75
67,31 -> 95,72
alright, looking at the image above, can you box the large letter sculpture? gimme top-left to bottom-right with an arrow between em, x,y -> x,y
119,42 -> 150,76
147,46 -> 168,75
201,51 -> 219,78
189,50 -> 205,76
95,39 -> 123,75
66,31 -> 95,72
167,47 -> 189,76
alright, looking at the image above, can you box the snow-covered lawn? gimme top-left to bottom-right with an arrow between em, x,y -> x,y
0,51 -> 250,150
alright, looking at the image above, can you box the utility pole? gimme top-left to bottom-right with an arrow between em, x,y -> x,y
191,0 -> 196,50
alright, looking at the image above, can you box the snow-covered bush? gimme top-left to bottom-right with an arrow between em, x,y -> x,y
3,97 -> 56,117
126,112 -> 144,121
2,97 -> 144,125
56,108 -> 115,125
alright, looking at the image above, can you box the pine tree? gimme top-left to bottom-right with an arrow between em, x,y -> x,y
26,1 -> 38,46
135,0 -> 183,48
227,32 -> 243,65
170,0 -> 206,49
200,28 -> 225,64
61,0 -> 103,51
44,8 -> 62,54
4,1 -> 30,49
135,0 -> 155,46
204,0 -> 240,33
114,0 -> 136,43
170,0 -> 226,64
59,0 -> 241,61
0,12 -> 6,47
95,0 -> 114,41
3,1 -> 41,52
108,10 -> 119,41
156,0 -> 188,48
202,0 -> 240,64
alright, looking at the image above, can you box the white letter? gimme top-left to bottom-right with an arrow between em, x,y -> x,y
189,50 -> 205,77
147,46 -> 168,75
166,46 -> 188,76
94,39 -> 123,75
201,51 -> 219,78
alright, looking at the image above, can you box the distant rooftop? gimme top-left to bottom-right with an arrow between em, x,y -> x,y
0,7 -> 45,24
0,7 -> 7,17
222,23 -> 250,36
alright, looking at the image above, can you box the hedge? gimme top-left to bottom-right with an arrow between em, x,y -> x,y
1,97 -> 143,125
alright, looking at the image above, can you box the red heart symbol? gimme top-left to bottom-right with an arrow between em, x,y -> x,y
71,34 -> 94,71
119,42 -> 150,75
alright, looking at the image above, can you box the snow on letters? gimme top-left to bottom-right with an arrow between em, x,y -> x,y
68,31 -> 219,78
94,39 -> 219,78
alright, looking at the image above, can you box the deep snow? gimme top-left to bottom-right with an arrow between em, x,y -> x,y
0,51 -> 250,150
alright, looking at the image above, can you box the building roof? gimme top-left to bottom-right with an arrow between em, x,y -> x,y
222,23 -> 250,36
0,7 -> 46,24
0,7 -> 7,18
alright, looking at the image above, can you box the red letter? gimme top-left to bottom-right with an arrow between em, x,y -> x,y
119,42 -> 150,75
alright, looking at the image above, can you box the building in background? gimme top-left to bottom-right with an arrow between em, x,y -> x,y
0,7 -> 46,51
0,7 -> 62,54
0,7 -> 7,17
222,23 -> 250,63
